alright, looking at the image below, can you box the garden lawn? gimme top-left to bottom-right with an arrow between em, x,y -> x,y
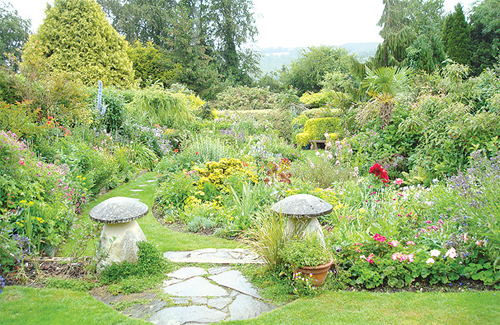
224,290 -> 500,325
0,286 -> 147,325
59,172 -> 243,256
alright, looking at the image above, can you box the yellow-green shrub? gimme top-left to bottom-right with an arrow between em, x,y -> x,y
295,117 -> 340,147
299,90 -> 351,108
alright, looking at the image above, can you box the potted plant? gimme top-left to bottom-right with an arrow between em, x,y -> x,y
278,235 -> 334,286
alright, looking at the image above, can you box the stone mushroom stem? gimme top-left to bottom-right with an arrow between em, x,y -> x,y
99,220 -> 146,268
285,217 -> 325,246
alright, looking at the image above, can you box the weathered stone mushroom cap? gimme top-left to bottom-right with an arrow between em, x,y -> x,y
271,194 -> 333,218
89,197 -> 149,224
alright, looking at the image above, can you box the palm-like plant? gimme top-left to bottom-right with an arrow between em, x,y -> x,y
361,66 -> 410,125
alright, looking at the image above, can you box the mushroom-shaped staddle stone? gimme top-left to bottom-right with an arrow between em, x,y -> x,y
271,194 -> 332,245
271,194 -> 333,218
90,197 -> 149,269
90,196 -> 148,224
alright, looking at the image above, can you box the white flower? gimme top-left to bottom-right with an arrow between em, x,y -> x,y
430,249 -> 441,257
445,247 -> 457,259
426,258 -> 435,264
315,151 -> 320,157
432,178 -> 439,184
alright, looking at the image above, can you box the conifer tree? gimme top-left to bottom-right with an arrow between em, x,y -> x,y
442,3 -> 471,66
22,0 -> 135,87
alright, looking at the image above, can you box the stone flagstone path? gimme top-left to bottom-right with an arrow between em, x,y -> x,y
93,265 -> 277,324
92,179 -> 276,324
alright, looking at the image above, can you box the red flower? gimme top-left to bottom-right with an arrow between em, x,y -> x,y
369,163 -> 384,176
195,151 -> 199,155
174,149 -> 179,153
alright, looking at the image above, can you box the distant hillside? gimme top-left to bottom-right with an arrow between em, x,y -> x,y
259,42 -> 379,73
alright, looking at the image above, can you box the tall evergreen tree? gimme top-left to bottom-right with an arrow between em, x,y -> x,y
375,0 -> 415,67
442,3 -> 471,66
22,0 -> 135,87
469,0 -> 500,76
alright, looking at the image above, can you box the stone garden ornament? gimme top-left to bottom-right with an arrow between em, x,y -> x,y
90,196 -> 149,269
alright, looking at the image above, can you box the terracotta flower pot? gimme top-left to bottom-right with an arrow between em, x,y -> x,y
293,259 -> 334,287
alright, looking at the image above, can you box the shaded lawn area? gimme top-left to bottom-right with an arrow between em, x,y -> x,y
59,171 -> 243,256
224,290 -> 499,325
0,286 -> 147,325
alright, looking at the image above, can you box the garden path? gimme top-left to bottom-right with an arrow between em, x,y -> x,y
91,177 -> 278,324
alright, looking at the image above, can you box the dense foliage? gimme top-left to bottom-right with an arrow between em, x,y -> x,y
22,0 -> 135,88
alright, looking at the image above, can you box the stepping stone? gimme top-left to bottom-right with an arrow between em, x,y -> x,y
227,294 -> 277,321
123,299 -> 167,319
167,267 -> 207,280
138,184 -> 147,187
130,189 -> 143,192
207,297 -> 233,310
164,249 -> 262,264
146,180 -> 156,183
208,266 -> 231,275
163,278 -> 182,287
147,306 -> 227,325
163,277 -> 229,297
209,270 -> 262,299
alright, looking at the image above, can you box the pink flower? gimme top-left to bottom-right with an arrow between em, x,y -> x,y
373,234 -> 387,243
366,254 -> 375,264
394,178 -> 403,185
388,240 -> 399,247
445,247 -> 457,259
19,160 -> 25,166
354,243 -> 363,246
406,241 -> 415,246
392,252 -> 401,261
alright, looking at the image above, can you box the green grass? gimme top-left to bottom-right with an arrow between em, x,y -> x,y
0,286 -> 147,325
224,290 -> 500,325
59,172 -> 243,256
301,149 -> 325,165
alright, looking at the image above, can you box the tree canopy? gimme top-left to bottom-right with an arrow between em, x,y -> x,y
442,3 -> 471,66
0,1 -> 31,67
22,0 -> 135,88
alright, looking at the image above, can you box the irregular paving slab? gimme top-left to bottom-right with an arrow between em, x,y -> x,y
138,184 -> 147,187
164,249 -> 262,264
163,276 -> 229,297
227,294 -> 277,321
123,299 -> 167,319
148,306 -> 227,325
146,180 -> 156,183
207,297 -> 233,310
130,189 -> 143,192
209,270 -> 262,299
167,267 -> 207,280
208,266 -> 231,275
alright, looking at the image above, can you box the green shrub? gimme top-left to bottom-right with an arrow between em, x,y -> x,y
100,241 -> 166,284
44,277 -> 99,292
299,90 -> 350,108
211,86 -> 278,111
295,117 -> 341,147
126,84 -> 195,128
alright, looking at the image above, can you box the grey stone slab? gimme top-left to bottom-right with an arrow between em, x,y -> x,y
163,278 -> 182,287
172,297 -> 191,305
89,197 -> 148,224
167,267 -> 207,280
130,189 -> 143,192
164,249 -> 262,264
208,266 -> 231,275
146,180 -> 156,183
123,299 -> 167,319
191,297 -> 208,304
163,276 -> 229,297
209,270 -> 262,299
147,306 -> 227,325
138,184 -> 147,187
227,294 -> 277,321
207,297 -> 233,310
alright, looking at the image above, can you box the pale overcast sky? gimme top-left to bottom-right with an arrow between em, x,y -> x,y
12,0 -> 479,48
